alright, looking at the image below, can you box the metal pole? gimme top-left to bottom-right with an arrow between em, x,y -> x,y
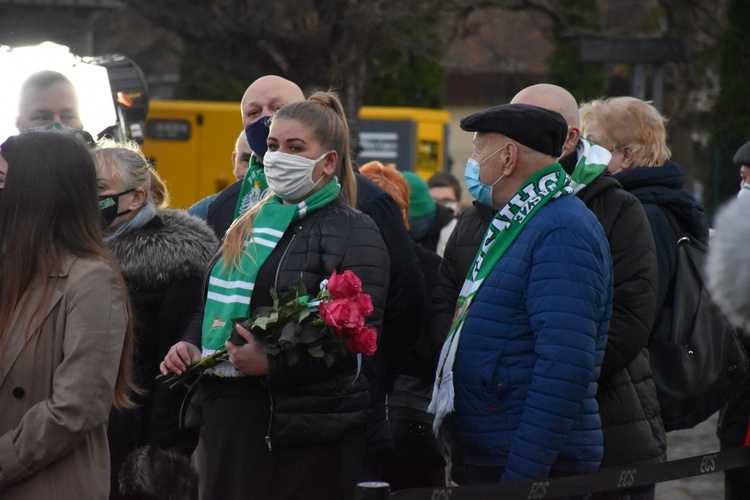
652,64 -> 665,111
631,63 -> 646,100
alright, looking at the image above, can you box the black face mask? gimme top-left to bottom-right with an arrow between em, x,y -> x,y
98,188 -> 135,229
245,116 -> 272,158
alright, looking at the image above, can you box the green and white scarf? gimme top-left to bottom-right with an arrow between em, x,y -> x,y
428,164 -> 572,431
234,155 -> 270,218
203,178 -> 340,376
568,138 -> 611,194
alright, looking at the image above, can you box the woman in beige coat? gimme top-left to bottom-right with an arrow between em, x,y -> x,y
0,132 -> 135,499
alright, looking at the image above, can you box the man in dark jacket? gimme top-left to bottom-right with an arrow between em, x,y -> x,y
430,85 -> 666,496
205,75 -> 427,481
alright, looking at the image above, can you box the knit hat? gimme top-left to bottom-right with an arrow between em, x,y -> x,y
460,103 -> 567,157
402,171 -> 436,218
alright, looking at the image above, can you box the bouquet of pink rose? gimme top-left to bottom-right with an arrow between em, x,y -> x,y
158,269 -> 377,388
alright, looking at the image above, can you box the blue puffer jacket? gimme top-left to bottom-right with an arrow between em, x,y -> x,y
452,194 -> 613,482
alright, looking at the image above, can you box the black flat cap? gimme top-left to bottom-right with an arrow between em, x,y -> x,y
734,140 -> 750,166
460,103 -> 568,157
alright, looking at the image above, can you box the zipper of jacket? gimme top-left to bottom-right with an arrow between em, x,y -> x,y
265,384 -> 274,451
265,229 -> 298,452
273,231 -> 297,288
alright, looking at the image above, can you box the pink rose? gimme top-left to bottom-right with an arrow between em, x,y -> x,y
356,293 -> 373,316
345,326 -> 378,356
327,269 -> 362,299
319,298 -> 364,334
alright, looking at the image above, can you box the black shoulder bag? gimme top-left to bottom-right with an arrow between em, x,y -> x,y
648,210 -> 750,431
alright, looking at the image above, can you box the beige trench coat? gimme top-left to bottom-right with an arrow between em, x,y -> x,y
0,255 -> 128,499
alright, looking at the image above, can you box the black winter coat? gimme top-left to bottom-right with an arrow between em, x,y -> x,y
574,169 -> 666,467
185,199 -> 391,446
203,173 -> 424,453
264,199 -> 390,446
414,203 -> 456,254
429,162 -> 668,467
354,174 -> 428,454
205,180 -> 242,240
106,210 -> 218,497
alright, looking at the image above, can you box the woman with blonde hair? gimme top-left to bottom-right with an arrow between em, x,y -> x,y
0,132 -> 134,498
580,96 -> 708,315
162,91 -> 389,500
91,139 -> 218,498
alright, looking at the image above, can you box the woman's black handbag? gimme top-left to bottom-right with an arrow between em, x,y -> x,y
648,212 -> 750,431
386,375 -> 446,467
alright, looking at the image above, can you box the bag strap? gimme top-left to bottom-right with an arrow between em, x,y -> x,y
661,207 -> 687,240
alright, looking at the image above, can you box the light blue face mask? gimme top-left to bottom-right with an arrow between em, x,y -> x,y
464,145 -> 506,208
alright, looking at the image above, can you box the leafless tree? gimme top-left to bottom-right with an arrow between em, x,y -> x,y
119,0 -> 455,118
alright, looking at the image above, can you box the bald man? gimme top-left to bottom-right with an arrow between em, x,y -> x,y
205,76 -> 305,238
231,130 -> 252,182
511,84 -> 665,499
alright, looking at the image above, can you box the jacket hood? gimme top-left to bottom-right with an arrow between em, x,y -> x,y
616,161 -> 708,241
107,209 -> 218,289
615,160 -> 685,192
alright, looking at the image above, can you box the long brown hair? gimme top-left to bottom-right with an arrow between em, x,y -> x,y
222,90 -> 357,266
0,132 -> 136,408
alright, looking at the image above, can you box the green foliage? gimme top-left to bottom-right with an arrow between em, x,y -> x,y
364,49 -> 446,108
548,38 -> 607,103
710,0 -> 750,204
363,22 -> 446,109
173,43 -> 246,101
546,0 -> 606,102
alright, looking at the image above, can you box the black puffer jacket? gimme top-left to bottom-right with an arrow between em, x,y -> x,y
185,199 -> 390,445
197,174 -> 415,453
574,169 -> 666,467
267,200 -> 390,445
429,164 -> 667,467
106,210 -> 218,497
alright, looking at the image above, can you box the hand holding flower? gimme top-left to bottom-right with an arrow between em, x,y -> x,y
160,341 -> 201,376
226,324 -> 269,376
159,269 -> 377,389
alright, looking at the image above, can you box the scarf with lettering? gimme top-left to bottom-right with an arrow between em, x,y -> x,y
234,155 -> 270,219
428,163 -> 572,432
202,178 -> 340,376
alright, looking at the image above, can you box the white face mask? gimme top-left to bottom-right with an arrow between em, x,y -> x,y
440,201 -> 460,214
263,150 -> 330,201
